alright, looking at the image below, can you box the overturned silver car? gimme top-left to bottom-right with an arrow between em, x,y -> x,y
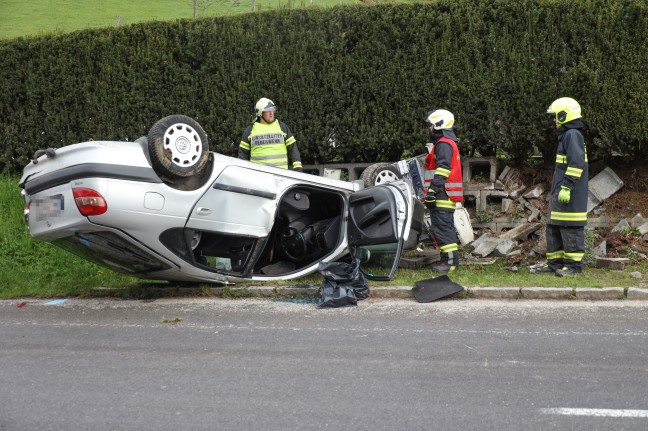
19,115 -> 424,284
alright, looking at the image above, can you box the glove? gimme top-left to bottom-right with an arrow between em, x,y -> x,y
424,191 -> 436,210
558,186 -> 571,203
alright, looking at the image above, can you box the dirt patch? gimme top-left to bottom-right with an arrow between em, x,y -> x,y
606,231 -> 648,258
592,159 -> 648,220
600,190 -> 648,220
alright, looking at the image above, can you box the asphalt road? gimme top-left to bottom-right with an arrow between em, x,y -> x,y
2,298 -> 648,431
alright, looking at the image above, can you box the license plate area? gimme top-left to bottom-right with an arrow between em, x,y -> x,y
32,194 -> 65,222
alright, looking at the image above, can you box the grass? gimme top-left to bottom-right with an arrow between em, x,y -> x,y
1,176 -> 646,299
0,176 -> 151,298
0,0 -> 391,40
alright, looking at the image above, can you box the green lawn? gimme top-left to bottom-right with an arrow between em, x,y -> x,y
2,176 -> 646,299
0,0 -> 372,40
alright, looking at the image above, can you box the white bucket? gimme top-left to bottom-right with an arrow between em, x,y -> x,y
454,202 -> 474,245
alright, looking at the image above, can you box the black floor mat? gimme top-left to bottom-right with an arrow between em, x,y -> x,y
412,275 -> 464,303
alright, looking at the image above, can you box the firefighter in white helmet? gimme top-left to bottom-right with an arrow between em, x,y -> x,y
423,109 -> 463,273
531,97 -> 588,276
239,98 -> 302,171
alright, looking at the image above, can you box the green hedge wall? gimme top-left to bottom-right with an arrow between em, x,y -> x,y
1,0 -> 646,174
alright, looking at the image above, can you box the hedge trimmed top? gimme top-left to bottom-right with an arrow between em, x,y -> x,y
1,0 -> 646,174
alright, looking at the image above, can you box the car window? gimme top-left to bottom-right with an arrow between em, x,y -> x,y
353,242 -> 400,279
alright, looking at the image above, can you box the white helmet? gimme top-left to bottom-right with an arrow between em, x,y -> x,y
255,98 -> 277,117
425,109 -> 455,130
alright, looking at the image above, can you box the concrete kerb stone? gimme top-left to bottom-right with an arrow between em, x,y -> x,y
370,286 -> 417,299
574,287 -> 625,300
627,287 -> 648,300
469,287 -> 520,299
520,287 -> 574,299
231,285 -> 648,301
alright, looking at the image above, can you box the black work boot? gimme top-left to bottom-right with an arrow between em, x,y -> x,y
431,263 -> 457,273
530,263 -> 556,274
555,266 -> 582,277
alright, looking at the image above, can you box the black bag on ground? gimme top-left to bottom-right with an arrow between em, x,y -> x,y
317,259 -> 369,308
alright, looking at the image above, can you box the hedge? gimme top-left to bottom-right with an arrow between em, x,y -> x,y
1,0 -> 646,175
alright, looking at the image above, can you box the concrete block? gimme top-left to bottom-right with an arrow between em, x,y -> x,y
470,232 -> 495,249
493,239 -> 517,257
469,287 -> 520,299
611,219 -> 631,233
508,184 -> 527,198
574,287 -> 625,300
591,240 -> 607,258
629,271 -> 643,279
501,198 -> 515,213
587,167 -> 624,212
594,257 -> 630,270
627,287 -> 648,300
637,222 -> 648,236
323,168 -> 342,180
532,230 -> 547,255
517,196 -> 541,222
472,237 -> 502,257
497,165 -> 511,182
499,166 -> 523,190
500,222 -> 543,241
586,215 -> 613,228
462,189 -> 481,211
470,221 -> 499,231
523,184 -> 544,199
630,213 -> 647,227
303,162 -> 373,181
520,287 -> 574,299
463,157 -> 498,188
481,189 -> 509,212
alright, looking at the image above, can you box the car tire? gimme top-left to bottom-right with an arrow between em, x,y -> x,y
361,163 -> 403,188
148,115 -> 209,178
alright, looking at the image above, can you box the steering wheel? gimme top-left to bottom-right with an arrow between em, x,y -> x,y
280,227 -> 307,261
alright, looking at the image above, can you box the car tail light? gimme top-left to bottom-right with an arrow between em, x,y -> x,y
72,188 -> 107,216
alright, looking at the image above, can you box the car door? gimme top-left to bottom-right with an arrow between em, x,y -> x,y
347,180 -> 415,280
183,166 -> 279,275
186,165 -> 278,236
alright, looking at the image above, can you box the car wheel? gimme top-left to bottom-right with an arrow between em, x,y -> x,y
361,163 -> 403,187
148,115 -> 209,178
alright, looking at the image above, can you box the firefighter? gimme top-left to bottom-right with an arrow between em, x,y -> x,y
423,109 -> 463,273
532,97 -> 588,276
239,98 -> 303,171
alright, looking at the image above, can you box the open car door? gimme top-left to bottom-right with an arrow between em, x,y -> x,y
347,180 -> 415,280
